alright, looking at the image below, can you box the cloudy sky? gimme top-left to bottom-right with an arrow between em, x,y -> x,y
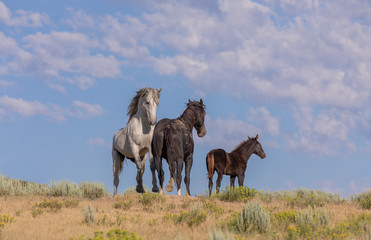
0,0 -> 370,197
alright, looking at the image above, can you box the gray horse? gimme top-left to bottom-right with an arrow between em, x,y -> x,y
112,87 -> 161,196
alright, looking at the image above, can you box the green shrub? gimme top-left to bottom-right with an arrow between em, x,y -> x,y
164,203 -> 207,228
80,181 -> 109,199
83,204 -> 96,224
138,192 -> 165,206
214,186 -> 257,202
352,191 -> 371,210
31,199 -> 64,217
203,200 -> 224,216
0,214 -> 15,229
114,198 -> 134,210
71,229 -> 142,240
272,209 -> 297,228
227,201 -> 271,234
48,181 -> 83,197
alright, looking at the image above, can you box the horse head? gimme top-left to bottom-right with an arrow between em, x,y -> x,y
249,134 -> 266,159
141,88 -> 161,126
188,99 -> 207,137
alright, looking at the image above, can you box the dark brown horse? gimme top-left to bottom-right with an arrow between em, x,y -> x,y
206,135 -> 266,195
151,99 -> 206,196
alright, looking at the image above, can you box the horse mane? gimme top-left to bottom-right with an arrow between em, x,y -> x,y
127,88 -> 160,122
178,100 -> 206,125
231,138 -> 255,153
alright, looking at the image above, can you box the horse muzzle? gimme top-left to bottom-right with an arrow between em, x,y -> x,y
260,152 -> 266,159
197,125 -> 207,137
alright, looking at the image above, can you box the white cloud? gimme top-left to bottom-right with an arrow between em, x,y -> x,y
0,1 -> 49,27
87,138 -> 110,148
286,107 -> 356,156
249,107 -> 280,136
195,115 -> 260,150
0,95 -> 103,121
0,80 -> 14,90
70,101 -> 104,119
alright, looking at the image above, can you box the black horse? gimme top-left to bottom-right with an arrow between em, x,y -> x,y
151,99 -> 206,196
206,135 -> 266,195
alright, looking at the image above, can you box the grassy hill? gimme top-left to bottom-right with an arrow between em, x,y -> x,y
0,175 -> 370,240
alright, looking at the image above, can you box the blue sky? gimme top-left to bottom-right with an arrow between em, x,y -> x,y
0,0 -> 370,197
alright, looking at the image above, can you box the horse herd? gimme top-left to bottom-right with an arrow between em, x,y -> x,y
112,87 -> 266,197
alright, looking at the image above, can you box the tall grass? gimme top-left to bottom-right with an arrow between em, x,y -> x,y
0,175 -> 48,196
259,188 -> 344,207
0,175 -> 109,198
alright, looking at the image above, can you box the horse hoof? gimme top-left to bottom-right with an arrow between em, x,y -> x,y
136,185 -> 145,193
166,184 -> 174,192
152,186 -> 159,193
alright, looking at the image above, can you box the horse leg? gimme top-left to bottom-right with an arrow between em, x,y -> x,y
216,172 -> 223,194
184,155 -> 193,196
135,154 -> 146,193
230,176 -> 236,188
176,158 -> 184,196
208,176 -> 213,196
165,158 -> 175,192
149,146 -> 159,193
237,173 -> 245,187
112,149 -> 124,197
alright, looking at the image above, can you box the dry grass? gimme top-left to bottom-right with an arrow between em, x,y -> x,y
0,193 -> 370,240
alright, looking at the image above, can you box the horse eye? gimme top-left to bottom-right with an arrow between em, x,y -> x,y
146,101 -> 150,105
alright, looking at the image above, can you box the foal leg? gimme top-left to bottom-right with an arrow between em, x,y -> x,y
216,172 -> 223,194
112,149 -> 124,197
237,173 -> 245,187
184,155 -> 193,196
208,177 -> 213,196
230,176 -> 236,188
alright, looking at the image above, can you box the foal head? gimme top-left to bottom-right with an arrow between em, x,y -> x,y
128,87 -> 161,125
249,135 -> 266,159
187,99 -> 207,137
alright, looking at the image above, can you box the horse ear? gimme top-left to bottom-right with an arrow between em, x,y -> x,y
188,99 -> 192,104
255,134 -> 259,140
200,99 -> 203,105
158,88 -> 162,93
248,136 -> 251,140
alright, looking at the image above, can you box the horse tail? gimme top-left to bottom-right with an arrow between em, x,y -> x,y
206,151 -> 215,179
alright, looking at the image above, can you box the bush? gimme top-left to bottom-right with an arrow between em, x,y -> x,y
31,199 -> 65,218
48,181 -> 83,197
227,201 -> 270,234
164,203 -> 207,228
71,229 -> 142,240
80,181 -> 109,199
83,204 -> 96,224
0,175 -> 48,196
139,192 -> 165,206
214,186 -> 257,202
352,191 -> 371,210
0,214 -> 15,229
259,189 -> 344,207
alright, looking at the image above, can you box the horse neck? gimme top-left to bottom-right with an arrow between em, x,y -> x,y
179,108 -> 195,132
233,141 -> 255,163
132,106 -> 152,132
